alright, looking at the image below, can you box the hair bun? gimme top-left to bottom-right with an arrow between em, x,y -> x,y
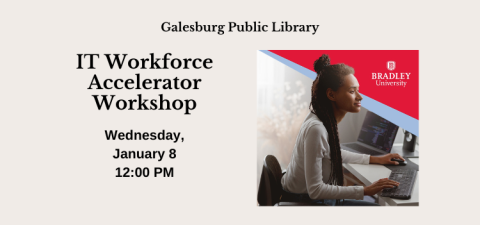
313,54 -> 331,74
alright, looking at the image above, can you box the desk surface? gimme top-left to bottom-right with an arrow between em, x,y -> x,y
343,157 -> 419,206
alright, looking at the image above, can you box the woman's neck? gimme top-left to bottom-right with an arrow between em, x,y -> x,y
331,102 -> 347,123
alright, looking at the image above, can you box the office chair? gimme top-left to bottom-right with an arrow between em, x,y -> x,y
257,155 -> 326,206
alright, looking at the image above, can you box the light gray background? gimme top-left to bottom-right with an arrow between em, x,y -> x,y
1,1 -> 479,224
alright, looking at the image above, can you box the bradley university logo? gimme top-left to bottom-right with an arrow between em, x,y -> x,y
372,60 -> 409,88
387,61 -> 396,71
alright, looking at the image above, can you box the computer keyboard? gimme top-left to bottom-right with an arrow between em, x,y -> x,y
343,143 -> 383,155
381,169 -> 417,200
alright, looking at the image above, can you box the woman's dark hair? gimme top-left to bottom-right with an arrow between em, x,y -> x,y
310,54 -> 355,189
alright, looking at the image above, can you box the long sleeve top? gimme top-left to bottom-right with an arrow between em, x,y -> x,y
281,112 -> 370,200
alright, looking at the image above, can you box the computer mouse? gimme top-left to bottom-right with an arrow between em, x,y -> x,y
391,158 -> 407,165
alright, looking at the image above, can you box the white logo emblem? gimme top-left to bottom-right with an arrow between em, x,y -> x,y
387,61 -> 396,71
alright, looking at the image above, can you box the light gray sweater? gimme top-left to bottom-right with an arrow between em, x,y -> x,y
281,112 -> 370,200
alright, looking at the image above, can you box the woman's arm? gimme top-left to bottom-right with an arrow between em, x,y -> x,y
341,149 -> 370,164
303,125 -> 365,200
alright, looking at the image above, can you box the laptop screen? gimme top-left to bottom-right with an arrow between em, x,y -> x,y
357,111 -> 399,153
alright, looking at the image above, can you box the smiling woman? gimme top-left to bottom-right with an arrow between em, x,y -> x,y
280,54 -> 401,206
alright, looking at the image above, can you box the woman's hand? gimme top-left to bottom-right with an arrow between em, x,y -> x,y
370,153 -> 405,165
364,178 -> 400,196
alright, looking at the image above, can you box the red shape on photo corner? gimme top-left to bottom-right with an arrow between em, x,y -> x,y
269,50 -> 419,120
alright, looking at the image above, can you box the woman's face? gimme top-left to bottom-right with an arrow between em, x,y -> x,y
332,74 -> 363,113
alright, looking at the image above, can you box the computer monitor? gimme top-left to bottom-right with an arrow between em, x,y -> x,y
357,111 -> 399,153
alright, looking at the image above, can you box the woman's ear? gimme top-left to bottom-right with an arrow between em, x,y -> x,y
326,88 -> 335,101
